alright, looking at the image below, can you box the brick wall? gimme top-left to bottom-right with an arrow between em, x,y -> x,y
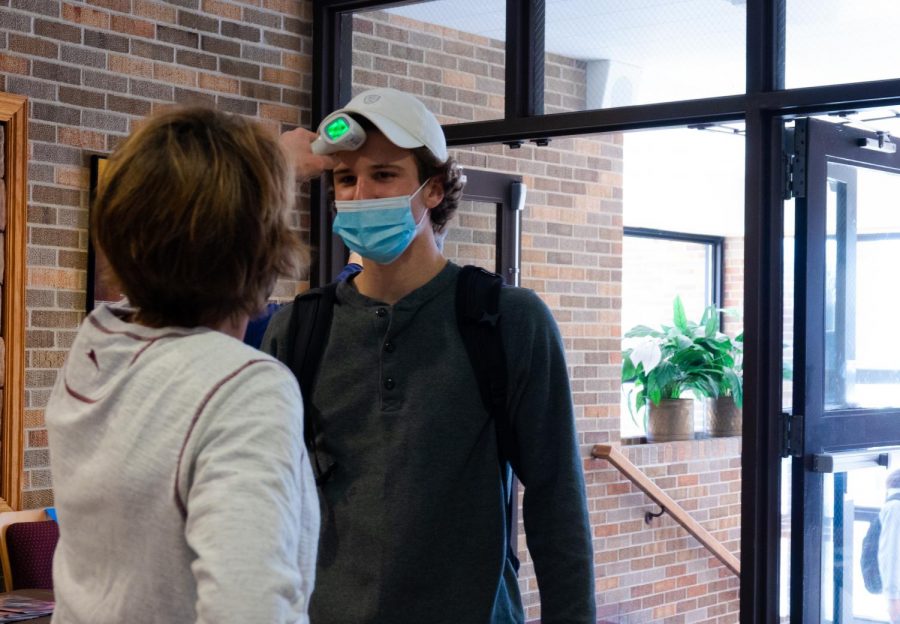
723,236 -> 745,337
590,440 -> 741,623
443,198 -> 497,271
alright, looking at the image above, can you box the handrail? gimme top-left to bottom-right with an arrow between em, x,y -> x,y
591,444 -> 740,577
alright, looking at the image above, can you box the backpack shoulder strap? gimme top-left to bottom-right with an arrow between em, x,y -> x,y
286,280 -> 339,484
287,281 -> 339,396
456,265 -> 520,568
455,265 -> 516,471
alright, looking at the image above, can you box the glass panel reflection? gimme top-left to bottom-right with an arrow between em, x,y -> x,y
369,0 -> 506,124
821,455 -> 900,624
780,458 -> 792,623
544,0 -> 745,111
824,163 -> 900,410
787,0 -> 900,89
443,199 -> 496,272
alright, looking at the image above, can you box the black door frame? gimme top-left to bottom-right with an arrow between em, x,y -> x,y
790,118 -> 900,624
459,168 -> 525,286
311,2 -> 900,622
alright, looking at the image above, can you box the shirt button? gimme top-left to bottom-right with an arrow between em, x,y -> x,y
384,377 -> 395,390
384,341 -> 395,353
375,307 -> 387,318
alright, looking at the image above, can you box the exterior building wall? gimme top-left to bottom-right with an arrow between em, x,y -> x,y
2,3 -> 744,621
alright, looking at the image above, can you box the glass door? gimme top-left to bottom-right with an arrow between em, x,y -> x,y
789,117 -> 900,623
448,168 -> 525,286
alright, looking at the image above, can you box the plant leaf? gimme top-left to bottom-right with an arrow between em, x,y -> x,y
630,338 -> 661,373
703,305 -> 718,338
624,325 -> 661,338
673,296 -> 688,333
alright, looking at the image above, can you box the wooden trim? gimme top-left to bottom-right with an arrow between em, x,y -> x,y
0,94 -> 27,511
592,444 -> 741,577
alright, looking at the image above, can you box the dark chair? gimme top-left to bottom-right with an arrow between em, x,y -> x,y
1,520 -> 58,590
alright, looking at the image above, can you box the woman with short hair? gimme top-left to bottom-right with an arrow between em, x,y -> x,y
46,106 -> 332,624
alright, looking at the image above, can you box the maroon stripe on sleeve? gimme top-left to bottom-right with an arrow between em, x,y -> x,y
64,380 -> 100,404
173,359 -> 271,520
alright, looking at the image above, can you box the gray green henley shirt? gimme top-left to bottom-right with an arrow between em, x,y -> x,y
263,261 -> 595,623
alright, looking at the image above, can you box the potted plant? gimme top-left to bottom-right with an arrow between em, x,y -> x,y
622,297 -> 723,442
705,326 -> 796,437
705,321 -> 743,438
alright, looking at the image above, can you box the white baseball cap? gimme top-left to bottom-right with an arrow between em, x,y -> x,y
331,88 -> 448,162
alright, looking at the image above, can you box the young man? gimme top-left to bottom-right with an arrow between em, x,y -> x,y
45,107 -> 333,624
262,88 -> 596,623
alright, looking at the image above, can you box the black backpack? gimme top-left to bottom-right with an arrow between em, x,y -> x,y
861,493 -> 900,594
281,265 -> 519,558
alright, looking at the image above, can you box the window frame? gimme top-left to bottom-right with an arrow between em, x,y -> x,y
623,226 -> 725,315
620,227 -> 726,440
0,93 -> 28,512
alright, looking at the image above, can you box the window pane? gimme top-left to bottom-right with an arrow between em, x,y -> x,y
544,0 -> 746,112
787,0 -> 900,88
443,199 -> 497,271
821,458 -> 900,624
621,236 -> 715,438
824,163 -> 900,410
355,1 -> 506,123
622,237 -> 713,331
621,125 -> 745,439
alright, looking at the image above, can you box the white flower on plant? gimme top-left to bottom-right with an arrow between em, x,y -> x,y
629,336 -> 661,372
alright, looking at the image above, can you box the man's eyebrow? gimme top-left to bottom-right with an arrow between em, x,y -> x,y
333,162 -> 404,176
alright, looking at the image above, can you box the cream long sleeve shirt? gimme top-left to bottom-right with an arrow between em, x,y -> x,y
46,303 -> 319,624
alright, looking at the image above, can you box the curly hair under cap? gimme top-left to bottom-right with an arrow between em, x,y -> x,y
411,146 -> 465,234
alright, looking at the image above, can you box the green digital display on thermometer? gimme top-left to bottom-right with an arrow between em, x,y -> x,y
325,117 -> 351,140
311,113 -> 367,155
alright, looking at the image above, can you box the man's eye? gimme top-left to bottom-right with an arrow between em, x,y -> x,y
374,171 -> 395,181
336,175 -> 355,186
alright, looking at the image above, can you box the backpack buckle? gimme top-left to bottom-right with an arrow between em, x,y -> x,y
478,311 -> 501,327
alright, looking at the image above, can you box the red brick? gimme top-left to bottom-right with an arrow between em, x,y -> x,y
62,2 -> 109,28
0,54 -> 28,75
110,15 -> 155,38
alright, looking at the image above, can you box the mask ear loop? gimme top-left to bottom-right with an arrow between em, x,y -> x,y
411,179 -> 433,227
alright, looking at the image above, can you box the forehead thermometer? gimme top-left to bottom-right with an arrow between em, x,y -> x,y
310,113 -> 367,155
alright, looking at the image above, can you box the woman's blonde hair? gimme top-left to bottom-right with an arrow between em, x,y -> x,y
93,106 -> 303,328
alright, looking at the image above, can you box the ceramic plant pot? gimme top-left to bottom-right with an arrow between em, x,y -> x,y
708,396 -> 742,437
646,398 -> 694,442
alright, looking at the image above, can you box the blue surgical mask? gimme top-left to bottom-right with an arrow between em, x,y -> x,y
332,181 -> 429,265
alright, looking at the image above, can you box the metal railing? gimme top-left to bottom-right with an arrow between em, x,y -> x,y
591,444 -> 741,577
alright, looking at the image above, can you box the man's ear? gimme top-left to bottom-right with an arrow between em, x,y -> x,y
423,176 -> 444,209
